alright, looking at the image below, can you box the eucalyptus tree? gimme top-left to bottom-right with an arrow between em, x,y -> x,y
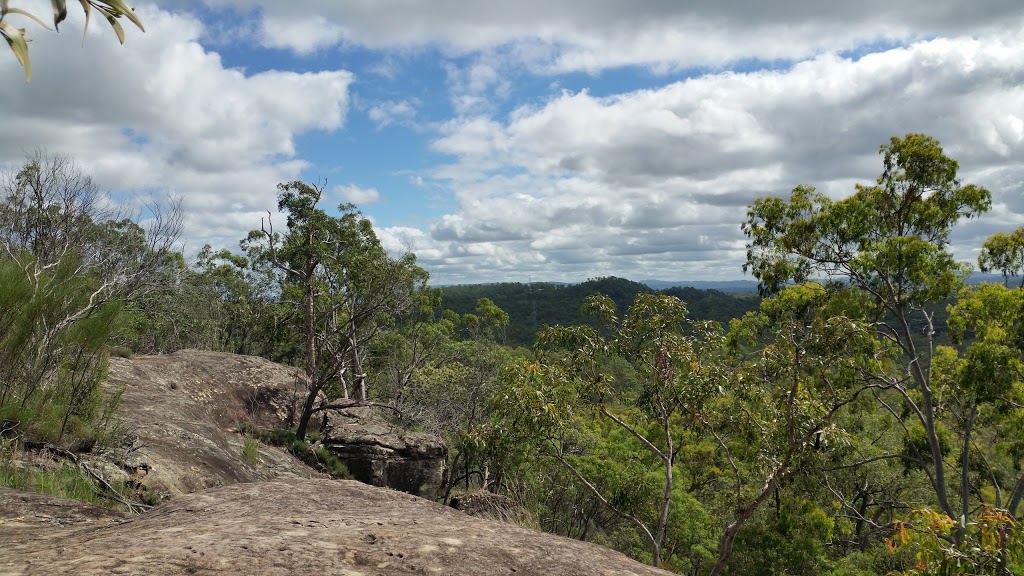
193,245 -> 300,361
742,134 -> 999,541
499,292 -> 726,569
245,181 -> 429,440
978,227 -> 1024,287
713,282 -> 886,575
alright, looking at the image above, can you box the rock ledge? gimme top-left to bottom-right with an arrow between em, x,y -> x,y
0,479 -> 671,576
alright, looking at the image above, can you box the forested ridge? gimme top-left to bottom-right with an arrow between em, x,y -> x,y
440,277 -> 761,346
3,135 -> 1024,575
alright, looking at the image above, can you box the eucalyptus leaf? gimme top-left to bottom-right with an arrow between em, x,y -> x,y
91,0 -> 142,32
0,20 -> 30,81
4,7 -> 51,29
78,0 -> 89,41
94,5 -> 123,44
50,0 -> 66,30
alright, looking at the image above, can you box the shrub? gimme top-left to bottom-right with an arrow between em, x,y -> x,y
241,435 -> 260,465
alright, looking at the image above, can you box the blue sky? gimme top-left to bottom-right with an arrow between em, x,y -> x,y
2,1 -> 1024,284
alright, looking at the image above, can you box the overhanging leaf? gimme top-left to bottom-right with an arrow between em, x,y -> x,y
91,0 -> 143,32
50,0 -> 67,30
0,20 -> 31,81
94,5 -> 123,44
78,0 -> 89,42
5,7 -> 52,29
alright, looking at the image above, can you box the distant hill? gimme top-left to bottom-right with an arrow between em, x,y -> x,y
640,273 -> 1016,292
641,279 -> 759,292
440,277 -> 760,347
967,273 -> 1021,286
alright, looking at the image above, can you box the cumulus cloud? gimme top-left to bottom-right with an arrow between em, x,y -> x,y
259,14 -> 347,55
410,30 -> 1024,283
6,1 -> 1024,285
0,3 -> 354,253
367,100 -> 417,128
333,184 -> 381,204
198,0 -> 1023,71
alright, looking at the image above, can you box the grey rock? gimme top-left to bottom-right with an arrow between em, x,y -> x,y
322,410 -> 447,499
0,479 -> 674,576
100,350 -> 447,500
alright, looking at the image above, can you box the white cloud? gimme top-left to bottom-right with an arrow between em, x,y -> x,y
0,4 -> 354,254
333,184 -> 380,205
6,1 -> 1024,285
367,100 -> 417,128
259,14 -> 347,55
198,0 -> 1023,72
410,30 -> 1024,283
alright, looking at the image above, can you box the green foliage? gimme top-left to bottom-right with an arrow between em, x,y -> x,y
189,244 -> 300,361
0,460 -> 102,504
241,435 -> 260,466
743,133 -> 990,305
239,425 -> 350,478
440,277 -> 759,347
243,180 -> 430,439
497,291 -> 727,568
0,252 -> 119,444
886,507 -> 1024,575
978,228 -> 1024,287
944,282 -> 1024,403
0,440 -> 114,508
741,134 -> 1013,556
0,152 -> 180,447
11,134 -> 1024,575
112,252 -> 224,354
728,498 -> 835,576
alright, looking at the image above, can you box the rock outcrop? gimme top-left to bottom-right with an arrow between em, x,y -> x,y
0,479 -> 672,576
98,350 -> 320,498
322,410 -> 447,499
99,350 -> 446,500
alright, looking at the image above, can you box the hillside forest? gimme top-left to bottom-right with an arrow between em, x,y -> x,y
3,134 -> 1024,575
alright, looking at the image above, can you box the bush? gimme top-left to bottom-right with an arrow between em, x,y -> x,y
241,435 -> 260,465
0,451 -> 109,508
238,424 -> 350,479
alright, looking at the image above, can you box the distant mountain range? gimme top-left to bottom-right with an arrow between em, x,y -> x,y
439,276 -> 760,346
640,279 -> 760,292
439,273 -> 1018,347
639,273 -> 1019,293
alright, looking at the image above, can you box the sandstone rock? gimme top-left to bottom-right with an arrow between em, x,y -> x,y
0,479 -> 673,576
99,350 -> 447,500
322,410 -> 447,499
99,350 -> 320,498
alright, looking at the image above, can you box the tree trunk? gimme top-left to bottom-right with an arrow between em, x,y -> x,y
651,432 -> 674,568
349,321 -> 366,401
296,281 -> 317,440
709,469 -> 788,576
897,310 -> 954,519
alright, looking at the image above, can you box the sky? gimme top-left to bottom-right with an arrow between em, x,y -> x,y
2,1 -> 1023,285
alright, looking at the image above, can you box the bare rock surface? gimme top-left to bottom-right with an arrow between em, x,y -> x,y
100,350 -> 446,499
0,479 -> 671,576
99,350 -> 320,498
